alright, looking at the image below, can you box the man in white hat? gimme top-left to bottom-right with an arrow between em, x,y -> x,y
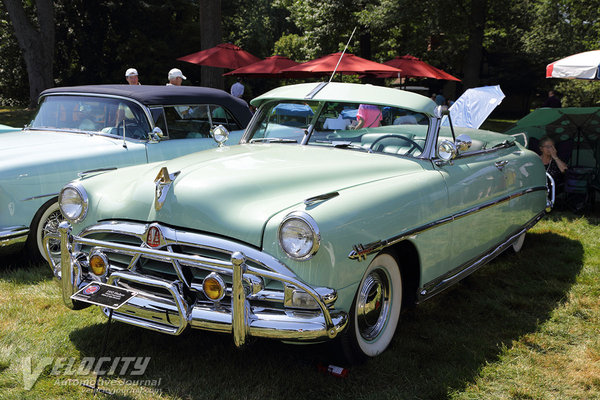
125,68 -> 139,85
167,68 -> 186,86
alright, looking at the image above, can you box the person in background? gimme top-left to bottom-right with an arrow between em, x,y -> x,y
435,93 -> 446,106
125,68 -> 139,85
167,68 -> 186,86
353,104 -> 382,129
539,136 -> 568,184
231,78 -> 244,98
542,90 -> 561,108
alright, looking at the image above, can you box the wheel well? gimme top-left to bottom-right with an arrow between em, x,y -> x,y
386,240 -> 420,307
29,197 -> 59,230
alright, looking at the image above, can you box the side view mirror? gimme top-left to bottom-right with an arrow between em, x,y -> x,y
437,140 -> 457,161
455,134 -> 472,152
211,125 -> 230,147
149,127 -> 164,142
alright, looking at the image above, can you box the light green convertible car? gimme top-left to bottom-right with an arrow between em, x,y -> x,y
53,82 -> 551,362
0,85 -> 251,262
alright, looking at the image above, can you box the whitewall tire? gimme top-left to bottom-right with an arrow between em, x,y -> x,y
511,232 -> 526,253
28,200 -> 63,263
341,252 -> 403,362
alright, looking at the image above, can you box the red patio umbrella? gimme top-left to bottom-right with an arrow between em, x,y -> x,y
177,43 -> 261,69
280,52 -> 401,78
223,55 -> 300,78
379,55 -> 460,81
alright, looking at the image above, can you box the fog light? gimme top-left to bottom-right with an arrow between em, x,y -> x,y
203,273 -> 226,301
89,251 -> 109,277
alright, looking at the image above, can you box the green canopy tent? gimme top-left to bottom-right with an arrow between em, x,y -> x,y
505,107 -> 600,211
505,107 -> 600,168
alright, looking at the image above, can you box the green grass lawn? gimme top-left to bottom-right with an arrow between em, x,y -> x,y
1,210 -> 598,399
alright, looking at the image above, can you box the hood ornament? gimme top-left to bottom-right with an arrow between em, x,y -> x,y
154,167 -> 180,211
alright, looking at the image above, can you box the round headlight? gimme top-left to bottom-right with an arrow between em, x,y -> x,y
278,212 -> 320,260
59,183 -> 88,223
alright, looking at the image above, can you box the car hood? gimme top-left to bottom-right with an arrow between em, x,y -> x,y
0,130 -> 133,173
83,144 -> 426,247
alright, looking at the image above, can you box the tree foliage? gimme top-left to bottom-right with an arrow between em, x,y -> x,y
1,0 -> 599,113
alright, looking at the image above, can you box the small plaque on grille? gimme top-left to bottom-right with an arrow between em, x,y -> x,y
146,226 -> 161,247
72,283 -> 137,309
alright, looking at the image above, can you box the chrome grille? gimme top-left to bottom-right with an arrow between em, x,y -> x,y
77,221 -> 289,306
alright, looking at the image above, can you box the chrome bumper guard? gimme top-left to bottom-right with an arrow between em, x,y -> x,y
58,222 -> 347,346
546,172 -> 555,210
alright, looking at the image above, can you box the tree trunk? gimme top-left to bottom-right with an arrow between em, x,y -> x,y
199,0 -> 223,89
3,0 -> 54,108
462,0 -> 486,89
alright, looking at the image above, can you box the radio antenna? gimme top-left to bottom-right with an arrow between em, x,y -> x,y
329,26 -> 357,83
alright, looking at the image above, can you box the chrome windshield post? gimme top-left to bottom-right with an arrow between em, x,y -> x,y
231,252 -> 249,347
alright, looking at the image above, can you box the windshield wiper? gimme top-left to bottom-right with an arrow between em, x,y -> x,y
316,140 -> 370,152
249,138 -> 297,143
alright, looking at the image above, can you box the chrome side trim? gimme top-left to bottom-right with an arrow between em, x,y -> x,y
0,226 -> 29,248
304,192 -> 339,206
22,193 -> 58,202
348,185 -> 547,261
417,211 -> 546,302
78,167 -> 118,178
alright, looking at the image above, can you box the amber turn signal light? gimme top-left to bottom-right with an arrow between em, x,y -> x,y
89,251 -> 108,276
202,273 -> 226,301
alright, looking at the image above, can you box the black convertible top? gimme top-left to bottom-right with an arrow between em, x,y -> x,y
41,85 -> 252,125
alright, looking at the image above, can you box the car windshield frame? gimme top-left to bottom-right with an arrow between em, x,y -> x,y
28,94 -> 153,140
245,99 -> 431,158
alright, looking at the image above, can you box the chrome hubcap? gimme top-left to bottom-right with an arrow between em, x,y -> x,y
357,269 -> 390,341
43,209 -> 63,258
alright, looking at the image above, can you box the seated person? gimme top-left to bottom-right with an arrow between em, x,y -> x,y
539,136 -> 568,188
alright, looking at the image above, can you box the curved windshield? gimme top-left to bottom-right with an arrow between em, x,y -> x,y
30,95 -> 151,140
247,100 -> 429,157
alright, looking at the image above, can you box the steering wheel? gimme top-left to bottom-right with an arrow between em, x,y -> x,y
369,134 -> 423,155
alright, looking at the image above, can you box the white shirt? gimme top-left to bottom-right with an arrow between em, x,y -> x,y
231,82 -> 244,98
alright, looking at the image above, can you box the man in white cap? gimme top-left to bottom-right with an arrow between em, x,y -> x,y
125,68 -> 139,85
167,68 -> 186,86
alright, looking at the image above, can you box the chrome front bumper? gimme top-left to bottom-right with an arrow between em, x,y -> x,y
56,221 -> 347,346
0,225 -> 29,248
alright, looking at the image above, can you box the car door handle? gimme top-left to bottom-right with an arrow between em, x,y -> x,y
495,160 -> 509,170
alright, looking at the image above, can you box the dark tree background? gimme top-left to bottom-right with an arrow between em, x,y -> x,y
1,0 -> 599,114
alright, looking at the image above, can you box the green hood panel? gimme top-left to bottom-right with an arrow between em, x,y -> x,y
82,144 -> 425,247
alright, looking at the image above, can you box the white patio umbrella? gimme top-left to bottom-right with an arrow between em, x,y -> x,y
546,50 -> 600,80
